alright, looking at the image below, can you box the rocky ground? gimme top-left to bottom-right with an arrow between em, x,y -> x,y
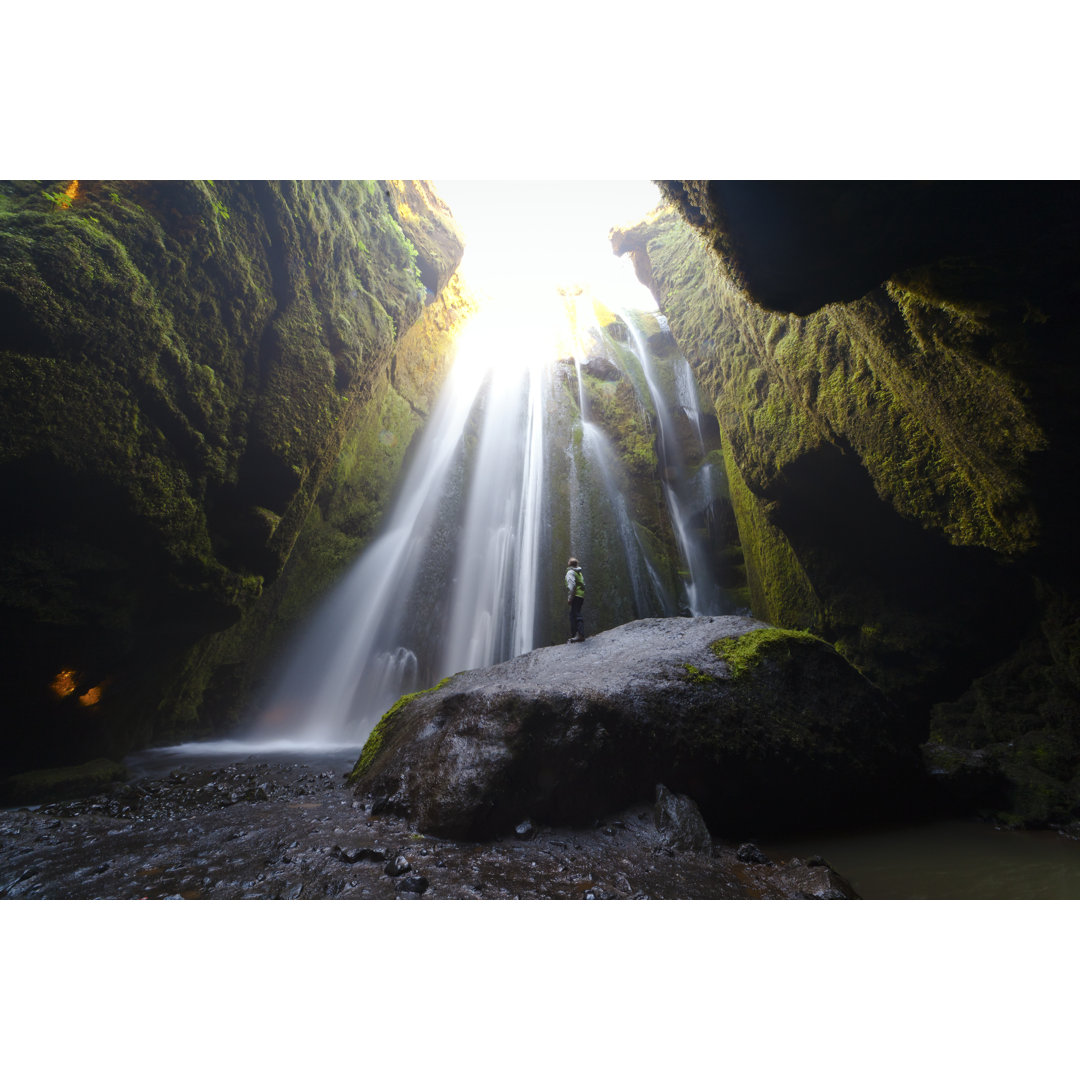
0,749 -> 857,900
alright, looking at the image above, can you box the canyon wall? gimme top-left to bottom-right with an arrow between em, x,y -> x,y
614,182 -> 1080,824
0,180 -> 467,770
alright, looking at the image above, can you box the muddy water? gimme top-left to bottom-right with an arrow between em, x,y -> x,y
765,819 -> 1080,900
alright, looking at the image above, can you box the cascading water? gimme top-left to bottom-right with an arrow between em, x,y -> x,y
562,291 -> 678,619
249,288 -> 730,748
250,320 -> 495,747
578,423 -> 674,617
616,307 -> 725,616
440,316 -> 549,674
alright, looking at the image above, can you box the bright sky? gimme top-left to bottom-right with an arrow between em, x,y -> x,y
432,180 -> 662,309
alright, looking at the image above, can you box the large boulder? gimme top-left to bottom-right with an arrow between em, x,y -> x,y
349,616 -> 922,839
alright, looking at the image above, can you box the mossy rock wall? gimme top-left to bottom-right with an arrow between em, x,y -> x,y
540,355 -> 681,639
614,200 -> 1071,718
0,180 -> 464,770
162,272 -> 478,738
615,184 -> 1080,818
719,436 -> 821,630
536,291 -> 748,643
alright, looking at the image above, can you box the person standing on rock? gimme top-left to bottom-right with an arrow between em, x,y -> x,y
565,557 -> 585,643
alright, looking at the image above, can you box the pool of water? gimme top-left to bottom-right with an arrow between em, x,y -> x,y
124,740 -> 362,780
767,818 -> 1080,899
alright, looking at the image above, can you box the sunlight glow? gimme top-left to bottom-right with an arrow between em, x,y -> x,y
448,288 -> 565,389
437,181 -> 662,384
433,180 -> 661,309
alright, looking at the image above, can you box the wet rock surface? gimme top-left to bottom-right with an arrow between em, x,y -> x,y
654,784 -> 712,852
353,616 -> 919,839
0,751 -> 857,900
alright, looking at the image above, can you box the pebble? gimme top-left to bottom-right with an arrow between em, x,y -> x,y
386,854 -> 411,877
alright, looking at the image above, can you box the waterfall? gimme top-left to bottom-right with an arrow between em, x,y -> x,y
580,423 -> 672,617
249,289 -> 726,748
674,353 -> 707,453
617,309 -> 724,616
562,291 -> 675,619
440,343 -> 547,674
250,332 -> 491,746
511,352 -> 547,657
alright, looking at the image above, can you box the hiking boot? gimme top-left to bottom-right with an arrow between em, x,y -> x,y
571,633 -> 585,643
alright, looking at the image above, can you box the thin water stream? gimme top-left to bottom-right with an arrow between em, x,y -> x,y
618,308 -> 724,615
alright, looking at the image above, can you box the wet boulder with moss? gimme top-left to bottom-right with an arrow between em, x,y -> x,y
349,616 -> 922,839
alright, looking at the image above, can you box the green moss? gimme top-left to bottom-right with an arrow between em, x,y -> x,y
710,627 -> 824,680
610,203 -> 1057,725
542,340 -> 687,633
635,206 -> 1045,557
682,662 -> 715,684
720,437 -> 822,629
0,180 -> 463,766
576,362 -> 659,479
348,676 -> 453,783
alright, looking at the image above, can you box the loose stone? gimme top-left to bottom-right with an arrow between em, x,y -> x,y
736,842 -> 771,865
386,854 -> 411,877
654,784 -> 712,852
396,874 -> 429,895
